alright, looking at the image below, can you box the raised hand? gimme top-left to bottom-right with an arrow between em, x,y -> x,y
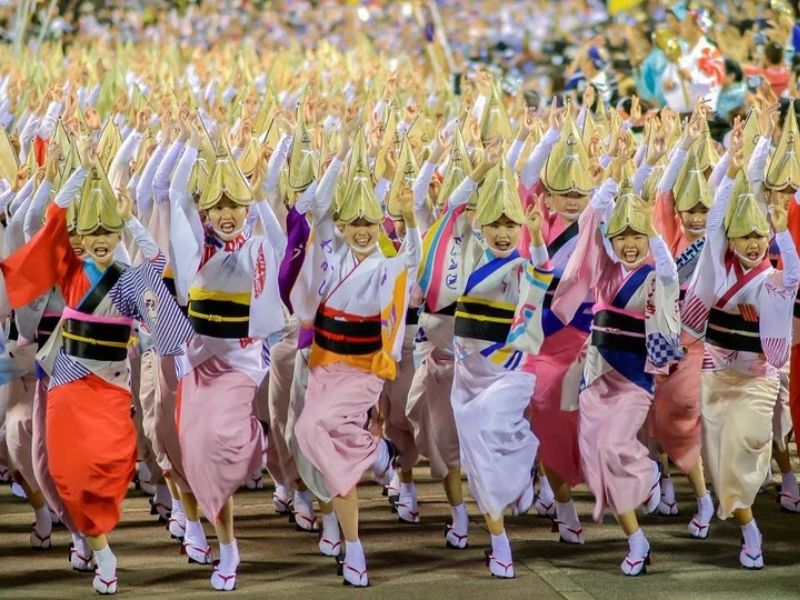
238,118 -> 253,149
136,108 -> 152,132
517,107 -> 536,140
367,125 -> 382,156
45,143 -> 62,181
116,186 -> 133,221
647,122 -> 670,165
476,70 -> 492,95
404,101 -> 420,124
583,84 -> 596,110
482,137 -> 504,169
727,117 -> 745,176
680,112 -> 704,150
770,198 -> 789,233
548,98 -> 565,131
526,194 -> 544,245
85,106 -> 101,130
78,136 -> 97,168
383,71 -> 398,100
431,127 -> 451,162
630,95 -> 642,123
250,147 -> 272,195
757,100 -> 780,139
384,146 -> 398,181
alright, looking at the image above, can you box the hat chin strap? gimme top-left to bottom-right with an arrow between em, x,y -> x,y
84,244 -> 118,265
620,254 -> 647,270
348,241 -> 378,257
212,224 -> 245,241
734,248 -> 766,268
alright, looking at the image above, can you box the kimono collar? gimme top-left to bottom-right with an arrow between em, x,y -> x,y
204,226 -> 249,252
352,246 -> 383,262
83,258 -> 105,287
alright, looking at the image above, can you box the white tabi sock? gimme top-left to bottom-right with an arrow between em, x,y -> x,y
344,539 -> 366,569
321,511 -> 340,539
555,501 -> 580,529
294,489 -> 314,508
372,439 -> 390,474
171,498 -> 185,523
538,475 -> 554,502
155,483 -> 170,505
138,461 -> 153,486
741,519 -> 761,548
274,484 -> 289,503
218,540 -> 239,573
34,506 -> 52,536
72,532 -> 91,556
627,528 -> 648,557
696,492 -> 714,519
185,519 -> 208,547
399,482 -> 417,499
94,545 -> 117,580
781,472 -> 800,498
450,502 -> 468,533
490,532 -> 511,563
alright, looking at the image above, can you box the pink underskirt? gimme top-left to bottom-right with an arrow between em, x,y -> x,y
178,356 -> 262,523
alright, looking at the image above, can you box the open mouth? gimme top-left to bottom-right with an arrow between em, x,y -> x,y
219,221 -> 236,234
623,249 -> 640,263
494,240 -> 511,251
746,250 -> 761,261
353,235 -> 372,247
92,245 -> 109,258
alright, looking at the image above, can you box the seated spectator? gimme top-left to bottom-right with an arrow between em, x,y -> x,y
717,57 -> 746,121
744,40 -> 790,96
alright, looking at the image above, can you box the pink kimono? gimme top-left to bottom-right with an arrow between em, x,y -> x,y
648,182 -> 706,475
552,178 -> 682,521
529,208 -> 591,487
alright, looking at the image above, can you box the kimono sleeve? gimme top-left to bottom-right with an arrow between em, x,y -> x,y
644,271 -> 683,370
380,251 -> 412,363
168,145 -> 203,304
683,176 -> 735,335
654,190 -> 682,255
114,261 -> 194,356
507,260 -> 554,355
246,236 -> 287,340
551,178 -> 617,324
0,203 -> 77,308
758,271 -> 795,368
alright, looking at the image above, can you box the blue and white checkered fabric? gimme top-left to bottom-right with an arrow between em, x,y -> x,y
646,333 -> 684,368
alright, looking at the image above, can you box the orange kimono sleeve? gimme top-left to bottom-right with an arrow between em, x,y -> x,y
780,201 -> 800,270
0,202 -> 76,308
786,201 -> 800,433
654,190 -> 682,256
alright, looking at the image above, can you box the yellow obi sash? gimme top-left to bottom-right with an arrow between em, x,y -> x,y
188,287 -> 251,339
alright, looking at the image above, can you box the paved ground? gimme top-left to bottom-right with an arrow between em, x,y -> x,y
1,463 -> 799,600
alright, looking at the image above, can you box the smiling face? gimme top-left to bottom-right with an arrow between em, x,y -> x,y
344,217 -> 381,258
730,232 -> 768,268
69,233 -> 86,258
207,196 -> 248,241
678,205 -> 709,241
81,227 -> 121,267
546,192 -> 589,224
610,227 -> 650,269
481,214 -> 521,258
